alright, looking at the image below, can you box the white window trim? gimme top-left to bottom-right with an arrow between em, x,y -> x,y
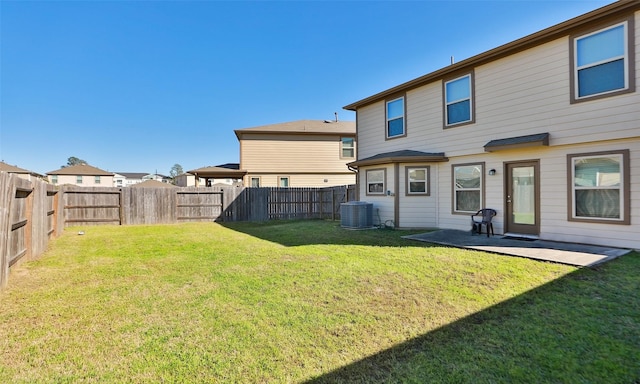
278,176 -> 290,188
573,21 -> 629,100
444,74 -> 473,127
386,96 -> 405,139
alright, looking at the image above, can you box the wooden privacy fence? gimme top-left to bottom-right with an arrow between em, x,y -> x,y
61,184 -> 356,225
0,172 -> 62,289
221,185 -> 356,221
0,178 -> 355,288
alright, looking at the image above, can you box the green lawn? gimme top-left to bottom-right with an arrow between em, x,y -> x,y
0,221 -> 638,383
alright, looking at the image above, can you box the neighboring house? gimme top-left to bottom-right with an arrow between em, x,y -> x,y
113,172 -> 147,187
344,1 -> 639,249
113,173 -> 127,188
112,172 -> 169,187
142,173 -> 171,183
130,179 -> 176,188
234,119 -> 356,187
47,164 -> 114,187
0,161 -> 45,182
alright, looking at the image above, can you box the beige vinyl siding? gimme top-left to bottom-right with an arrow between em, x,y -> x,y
356,165 -> 395,225
372,136 -> 640,248
355,101 -> 386,160
425,139 -> 640,249
536,139 -> 640,249
240,134 -> 354,174
355,15 -> 640,159
350,9 -> 640,249
397,163 -> 438,228
50,174 -> 114,187
244,173 -> 355,188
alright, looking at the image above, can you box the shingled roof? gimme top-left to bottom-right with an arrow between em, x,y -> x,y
187,165 -> 247,179
47,164 -> 114,176
0,161 -> 44,177
234,120 -> 355,139
347,150 -> 448,168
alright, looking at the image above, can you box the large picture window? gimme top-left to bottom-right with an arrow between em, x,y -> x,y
406,167 -> 430,196
444,74 -> 473,127
572,20 -> 633,101
453,163 -> 483,213
386,97 -> 405,138
366,169 -> 385,195
568,150 -> 629,224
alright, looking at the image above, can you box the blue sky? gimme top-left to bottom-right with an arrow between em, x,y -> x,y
1,0 -> 614,175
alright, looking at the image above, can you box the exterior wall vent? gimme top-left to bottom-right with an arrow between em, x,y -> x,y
340,201 -> 373,229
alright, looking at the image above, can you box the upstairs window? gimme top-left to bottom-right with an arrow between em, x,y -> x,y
386,97 -> 405,138
341,137 -> 355,158
573,21 -> 633,101
279,177 -> 289,188
95,176 -> 101,184
444,74 -> 473,127
76,175 -> 83,184
250,177 -> 260,187
51,175 -> 58,185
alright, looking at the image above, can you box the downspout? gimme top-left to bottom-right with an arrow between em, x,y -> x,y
394,163 -> 400,227
347,165 -> 359,201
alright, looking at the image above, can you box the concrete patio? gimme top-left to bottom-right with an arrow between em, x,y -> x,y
403,229 -> 631,267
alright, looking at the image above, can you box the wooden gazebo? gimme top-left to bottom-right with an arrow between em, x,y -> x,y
188,164 -> 247,187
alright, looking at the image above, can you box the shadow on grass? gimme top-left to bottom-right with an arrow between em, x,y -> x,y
221,220 -> 639,382
220,219 -> 433,248
303,252 -> 640,383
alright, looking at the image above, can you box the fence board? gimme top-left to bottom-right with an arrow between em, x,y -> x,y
177,188 -> 223,222
1,174 -> 63,288
0,173 -> 12,288
63,186 -> 122,226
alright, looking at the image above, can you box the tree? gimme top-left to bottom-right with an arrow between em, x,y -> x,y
62,156 -> 87,168
169,164 -> 184,183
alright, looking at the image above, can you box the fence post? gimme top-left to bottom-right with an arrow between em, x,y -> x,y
0,173 -> 13,289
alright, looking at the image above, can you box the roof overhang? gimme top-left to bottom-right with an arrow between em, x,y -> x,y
484,133 -> 550,152
188,166 -> 247,179
347,150 -> 448,168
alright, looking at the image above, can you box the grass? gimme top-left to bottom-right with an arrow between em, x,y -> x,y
0,220 -> 638,383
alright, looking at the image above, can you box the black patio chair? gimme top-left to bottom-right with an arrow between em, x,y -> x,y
471,208 -> 497,237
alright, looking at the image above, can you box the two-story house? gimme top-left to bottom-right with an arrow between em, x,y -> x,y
234,119 -> 356,187
0,161 -> 45,182
47,164 -> 114,187
344,0 -> 639,249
